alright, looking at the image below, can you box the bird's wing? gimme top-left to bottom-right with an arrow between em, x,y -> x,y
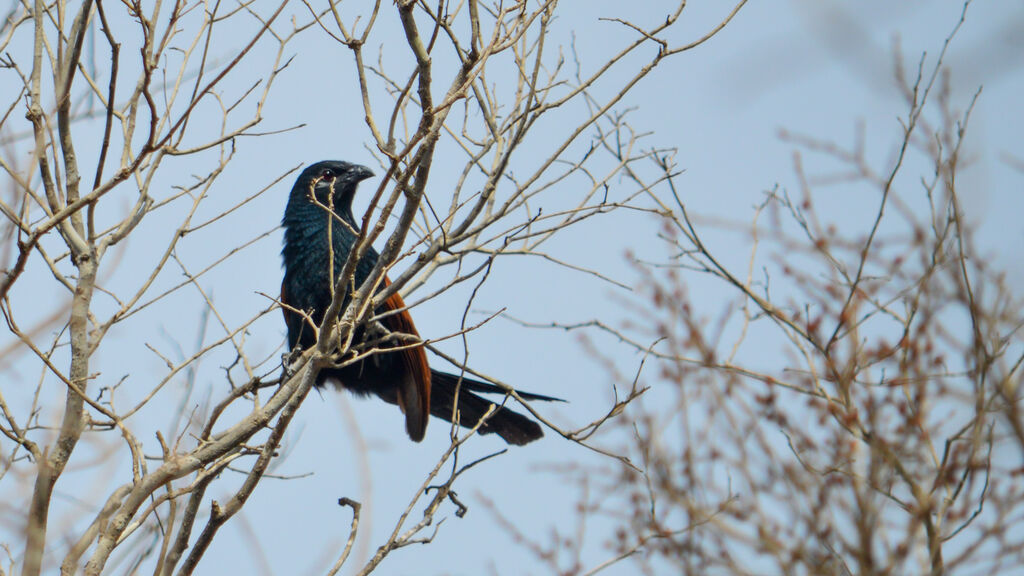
378,276 -> 431,441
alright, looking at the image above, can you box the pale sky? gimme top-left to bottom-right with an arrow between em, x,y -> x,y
2,1 -> 1022,574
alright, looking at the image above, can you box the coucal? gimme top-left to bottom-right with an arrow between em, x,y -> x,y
280,160 -> 556,445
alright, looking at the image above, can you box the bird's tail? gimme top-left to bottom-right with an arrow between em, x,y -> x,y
429,370 -> 560,446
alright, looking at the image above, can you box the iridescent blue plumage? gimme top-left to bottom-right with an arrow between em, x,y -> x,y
281,160 -> 375,351
280,160 -> 557,445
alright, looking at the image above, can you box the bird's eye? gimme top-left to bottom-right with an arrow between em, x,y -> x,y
321,169 -> 335,181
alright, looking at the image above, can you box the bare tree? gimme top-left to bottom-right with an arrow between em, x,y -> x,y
503,3 -> 1024,574
0,1 -> 748,574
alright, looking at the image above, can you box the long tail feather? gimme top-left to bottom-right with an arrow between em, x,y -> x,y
429,370 -> 557,446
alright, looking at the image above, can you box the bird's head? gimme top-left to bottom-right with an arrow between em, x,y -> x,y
290,160 -> 375,213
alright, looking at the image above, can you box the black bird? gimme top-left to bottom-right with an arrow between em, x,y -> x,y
281,160 -> 556,445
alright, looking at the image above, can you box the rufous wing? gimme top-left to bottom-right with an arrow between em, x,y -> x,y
379,277 -> 431,441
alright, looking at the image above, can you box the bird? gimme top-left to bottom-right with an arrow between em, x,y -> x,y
280,160 -> 557,445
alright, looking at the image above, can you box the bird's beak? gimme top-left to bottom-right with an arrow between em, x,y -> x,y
354,165 -> 374,182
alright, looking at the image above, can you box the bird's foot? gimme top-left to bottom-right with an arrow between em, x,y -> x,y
281,346 -> 303,382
